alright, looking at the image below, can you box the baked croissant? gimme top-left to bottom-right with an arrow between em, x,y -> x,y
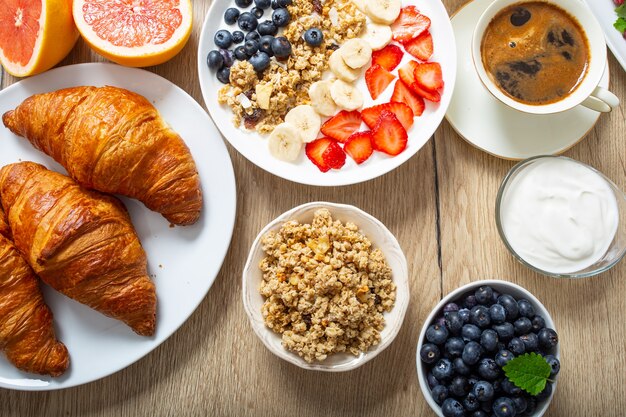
0,207 -> 69,376
2,86 -> 203,226
0,162 -> 156,336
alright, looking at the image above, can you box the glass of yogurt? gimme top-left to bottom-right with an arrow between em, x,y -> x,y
496,155 -> 626,278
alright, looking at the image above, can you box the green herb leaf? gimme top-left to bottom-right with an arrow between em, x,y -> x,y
502,352 -> 552,396
615,17 -> 626,34
616,4 -> 626,19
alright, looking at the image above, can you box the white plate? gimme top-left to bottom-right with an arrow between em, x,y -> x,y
445,0 -> 609,160
198,0 -> 456,186
584,0 -> 626,72
0,63 -> 237,391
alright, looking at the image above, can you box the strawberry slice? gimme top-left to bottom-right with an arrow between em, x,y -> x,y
365,64 -> 396,100
361,102 -> 414,131
372,44 -> 404,71
404,31 -> 433,61
410,81 -> 441,102
320,110 -> 362,143
391,80 -> 425,117
371,110 -> 408,156
322,140 -> 346,170
399,60 -> 441,102
414,62 -> 444,92
306,137 -> 334,172
391,6 -> 431,44
344,131 -> 374,164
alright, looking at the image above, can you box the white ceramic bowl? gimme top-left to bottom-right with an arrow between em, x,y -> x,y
242,202 -> 409,371
416,280 -> 559,417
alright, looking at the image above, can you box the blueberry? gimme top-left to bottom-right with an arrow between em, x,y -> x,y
207,50 -> 224,70
431,385 -> 449,405
244,39 -> 260,55
443,302 -> 460,313
426,324 -> 449,345
461,324 -> 481,342
232,30 -> 245,44
219,49 -> 235,67
514,317 -> 532,335
480,329 -> 499,352
519,333 -> 539,352
216,67 -> 231,84
214,30 -> 233,48
492,322 -> 515,341
235,0 -> 253,7
224,8 -> 240,25
497,294 -> 519,321
462,341 -> 483,366
258,20 -> 278,36
420,343 -> 441,364
464,295 -> 477,309
491,290 -> 501,304
525,397 -> 537,415
259,35 -> 275,56
489,304 -> 507,324
445,337 -> 465,358
427,372 -> 439,389
254,0 -> 271,7
445,311 -> 464,335
532,315 -> 546,333
544,354 -> 560,377
475,286 -> 494,305
234,46 -> 248,60
501,378 -> 522,395
251,6 -> 264,18
453,357 -> 471,376
458,308 -> 470,323
272,8 -> 291,27
277,0 -> 292,6
271,0 -> 280,8
494,350 -> 514,367
512,396 -> 527,414
493,397 -> 516,417
492,378 -> 503,393
472,380 -> 494,402
449,375 -> 470,397
249,51 -> 271,71
508,337 -> 526,355
441,398 -> 465,417
304,28 -> 324,47
245,31 -> 261,42
432,358 -> 454,382
463,394 -> 480,412
471,412 -> 488,417
238,12 -> 259,32
470,305 -> 491,328
435,316 -> 447,327
517,299 -> 535,318
538,328 -> 559,351
536,382 -> 553,401
477,358 -> 500,380
467,377 -> 479,389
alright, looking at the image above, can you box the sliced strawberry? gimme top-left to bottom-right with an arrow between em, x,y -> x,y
391,6 -> 431,44
361,102 -> 414,131
404,31 -> 433,61
414,62 -> 444,92
306,137 -> 334,172
372,44 -> 404,71
344,131 -> 374,164
320,110 -> 362,143
322,140 -> 346,170
371,110 -> 408,156
411,81 -> 441,102
398,60 -> 419,87
391,80 -> 425,117
365,64 -> 396,100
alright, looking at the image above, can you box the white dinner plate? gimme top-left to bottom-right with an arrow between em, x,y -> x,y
584,0 -> 626,72
198,0 -> 457,186
0,63 -> 237,391
446,0 -> 609,160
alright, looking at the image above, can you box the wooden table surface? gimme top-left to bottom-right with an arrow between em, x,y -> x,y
2,0 -> 625,416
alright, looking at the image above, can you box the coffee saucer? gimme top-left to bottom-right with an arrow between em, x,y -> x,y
446,0 -> 609,160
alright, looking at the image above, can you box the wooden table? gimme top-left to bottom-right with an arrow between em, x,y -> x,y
1,0 -> 625,415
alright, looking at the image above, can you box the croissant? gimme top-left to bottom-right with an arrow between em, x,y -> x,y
0,162 -> 156,336
2,86 -> 203,226
0,207 -> 69,376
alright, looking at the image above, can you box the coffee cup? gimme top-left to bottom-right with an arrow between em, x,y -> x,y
471,0 -> 619,114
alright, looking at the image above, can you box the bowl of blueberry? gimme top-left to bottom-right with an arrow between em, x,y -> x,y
416,280 -> 560,417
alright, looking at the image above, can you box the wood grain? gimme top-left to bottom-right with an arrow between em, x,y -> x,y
1,0 -> 625,415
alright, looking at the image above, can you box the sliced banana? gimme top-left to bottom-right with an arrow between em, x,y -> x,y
328,49 -> 360,82
364,0 -> 401,25
284,105 -> 321,143
361,22 -> 393,51
340,38 -> 372,69
351,0 -> 367,13
309,80 -> 339,117
330,79 -> 364,111
268,123 -> 303,162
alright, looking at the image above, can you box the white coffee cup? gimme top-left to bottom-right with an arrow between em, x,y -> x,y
471,0 -> 620,114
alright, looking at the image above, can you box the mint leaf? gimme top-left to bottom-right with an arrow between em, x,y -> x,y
502,352 -> 552,396
615,17 -> 626,34
616,4 -> 626,19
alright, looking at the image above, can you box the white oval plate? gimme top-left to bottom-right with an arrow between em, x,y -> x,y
0,63 -> 237,391
198,0 -> 456,186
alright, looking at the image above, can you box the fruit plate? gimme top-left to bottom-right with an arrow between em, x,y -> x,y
0,63 -> 237,391
583,0 -> 626,72
198,0 -> 457,186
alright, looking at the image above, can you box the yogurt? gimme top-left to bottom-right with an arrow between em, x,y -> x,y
499,157 -> 619,274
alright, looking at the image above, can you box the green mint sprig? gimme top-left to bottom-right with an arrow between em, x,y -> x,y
502,352 -> 553,396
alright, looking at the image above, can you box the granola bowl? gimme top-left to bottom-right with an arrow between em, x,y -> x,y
242,202 -> 409,371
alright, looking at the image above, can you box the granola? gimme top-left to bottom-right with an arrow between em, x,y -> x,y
259,209 -> 396,362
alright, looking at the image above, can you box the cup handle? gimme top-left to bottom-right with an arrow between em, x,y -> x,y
580,86 -> 620,113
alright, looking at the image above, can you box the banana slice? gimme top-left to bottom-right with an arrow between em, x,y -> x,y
340,38 -> 372,69
284,105 -> 321,143
330,79 -> 363,111
268,123 -> 303,162
309,80 -> 339,116
351,0 -> 367,13
328,49 -> 360,82
361,22 -> 393,51
364,0 -> 401,25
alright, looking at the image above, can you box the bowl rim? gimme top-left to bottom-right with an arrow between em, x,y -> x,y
415,279 -> 560,417
495,154 -> 626,278
242,201 -> 410,372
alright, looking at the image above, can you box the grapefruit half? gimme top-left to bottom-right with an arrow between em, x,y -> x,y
73,0 -> 193,67
0,0 -> 79,77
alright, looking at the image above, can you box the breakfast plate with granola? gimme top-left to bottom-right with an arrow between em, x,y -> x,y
198,0 -> 456,186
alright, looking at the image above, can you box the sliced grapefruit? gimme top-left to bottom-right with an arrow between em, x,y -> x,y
0,0 -> 79,77
73,0 -> 192,67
